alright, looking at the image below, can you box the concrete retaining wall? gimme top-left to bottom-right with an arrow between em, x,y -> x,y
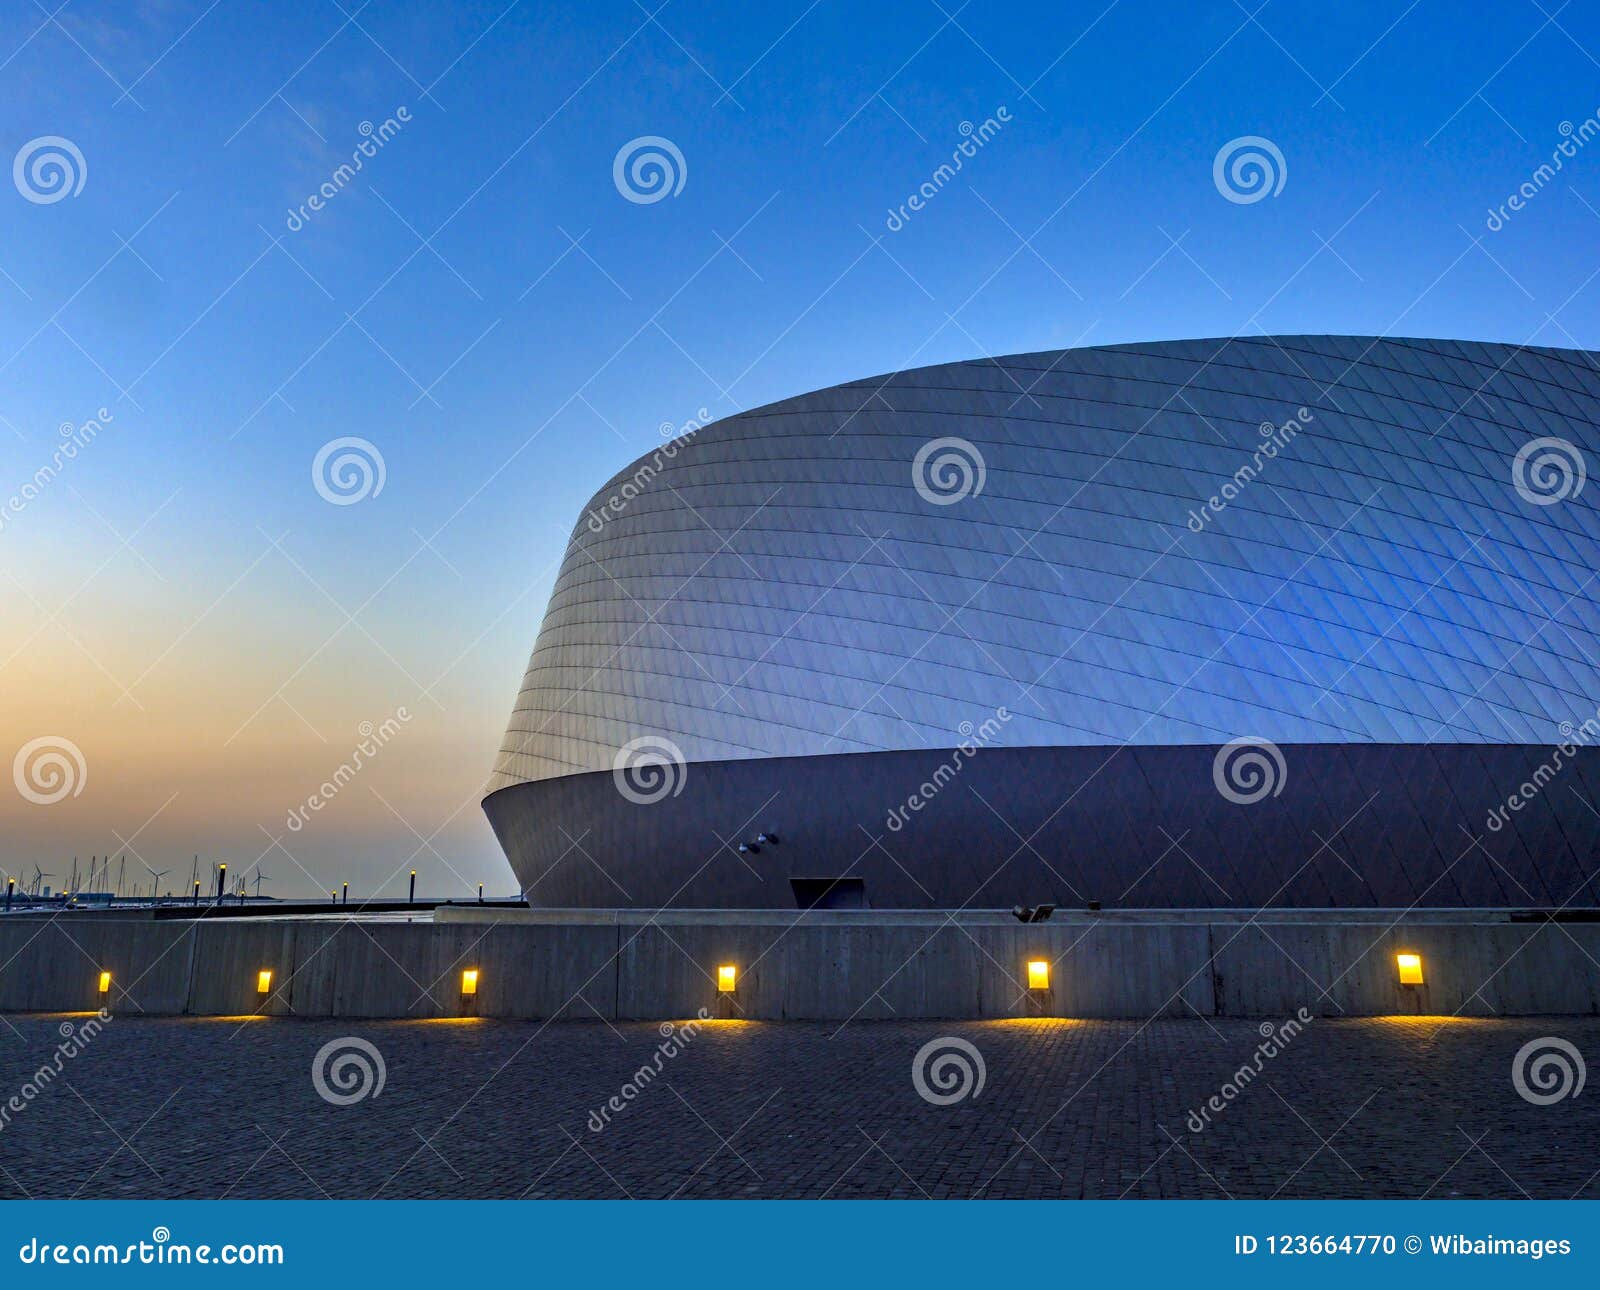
0,910 -> 1596,1020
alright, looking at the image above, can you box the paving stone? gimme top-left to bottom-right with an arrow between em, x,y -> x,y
0,1014 -> 1590,1198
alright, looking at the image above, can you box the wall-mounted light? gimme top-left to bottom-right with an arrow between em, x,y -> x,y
1027,960 -> 1051,990
461,968 -> 479,996
717,964 -> 737,993
256,969 -> 273,995
1396,952 -> 1424,986
97,970 -> 111,995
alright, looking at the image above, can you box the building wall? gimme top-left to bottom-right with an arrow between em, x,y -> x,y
483,743 -> 1600,909
5,910 -> 1600,1020
485,337 -> 1600,906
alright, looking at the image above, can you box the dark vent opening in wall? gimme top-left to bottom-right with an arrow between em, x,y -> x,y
790,877 -> 869,910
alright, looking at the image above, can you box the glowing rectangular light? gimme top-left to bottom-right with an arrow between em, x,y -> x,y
1027,960 -> 1051,990
256,969 -> 272,994
717,964 -> 737,993
461,968 -> 479,996
97,971 -> 111,994
1396,953 -> 1424,985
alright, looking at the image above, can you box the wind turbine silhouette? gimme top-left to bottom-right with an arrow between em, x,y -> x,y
142,864 -> 171,901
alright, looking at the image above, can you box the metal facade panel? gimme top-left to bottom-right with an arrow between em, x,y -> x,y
489,336 -> 1600,796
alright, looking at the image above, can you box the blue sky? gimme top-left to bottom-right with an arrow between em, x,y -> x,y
3,0 -> 1599,898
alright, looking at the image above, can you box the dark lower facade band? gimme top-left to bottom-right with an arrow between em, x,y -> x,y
484,743 -> 1600,910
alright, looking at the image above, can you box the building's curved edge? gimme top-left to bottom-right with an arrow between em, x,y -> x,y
572,334 -> 1600,511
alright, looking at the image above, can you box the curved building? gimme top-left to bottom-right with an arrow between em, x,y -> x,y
485,336 -> 1600,909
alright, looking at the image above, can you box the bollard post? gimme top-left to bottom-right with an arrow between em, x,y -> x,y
215,864 -> 226,902
409,870 -> 416,904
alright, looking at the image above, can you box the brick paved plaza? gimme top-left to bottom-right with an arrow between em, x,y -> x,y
0,1013 -> 1593,1199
